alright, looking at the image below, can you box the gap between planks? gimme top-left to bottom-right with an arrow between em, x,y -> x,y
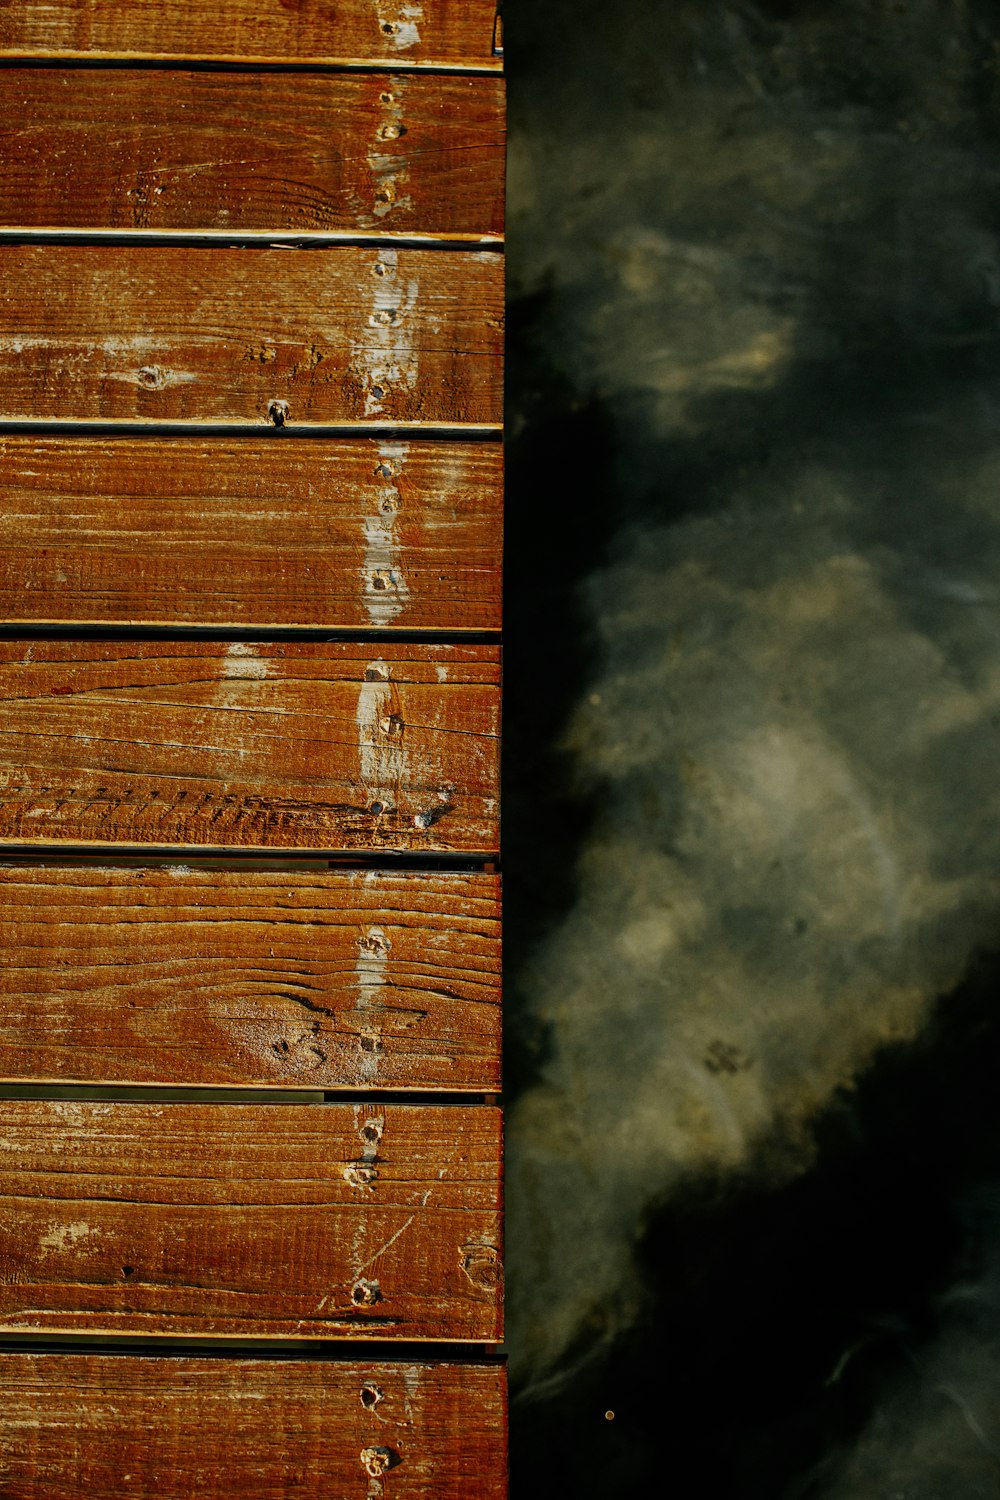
0,1089 -> 497,1106
0,422 -> 505,436
0,57 -> 503,75
0,232 -> 504,247
0,849 -> 499,869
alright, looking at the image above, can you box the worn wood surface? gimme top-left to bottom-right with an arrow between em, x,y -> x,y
0,71 -> 505,239
0,866 -> 500,1089
0,1102 -> 503,1339
0,641 -> 499,853
0,0 -> 502,69
0,246 -> 503,427
0,1355 -> 507,1499
0,437 -> 502,630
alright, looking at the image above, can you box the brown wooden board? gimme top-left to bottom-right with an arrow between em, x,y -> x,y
0,1101 -> 503,1339
0,865 -> 501,1090
0,1355 -> 508,1499
0,641 -> 499,854
0,0 -> 502,70
0,437 -> 502,631
0,639 -> 501,849
0,71 -> 505,239
0,245 -> 503,427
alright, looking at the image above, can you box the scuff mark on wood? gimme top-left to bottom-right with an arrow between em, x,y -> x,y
0,1101 -> 502,1339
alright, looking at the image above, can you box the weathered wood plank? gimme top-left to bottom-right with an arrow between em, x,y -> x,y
0,71 -> 505,239
0,437 -> 502,630
0,641 -> 500,854
0,246 -> 503,427
0,866 -> 501,1090
0,1102 -> 503,1339
0,0 -> 502,69
0,1355 -> 507,1499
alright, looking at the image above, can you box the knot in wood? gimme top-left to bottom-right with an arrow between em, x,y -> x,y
459,1242 -> 501,1291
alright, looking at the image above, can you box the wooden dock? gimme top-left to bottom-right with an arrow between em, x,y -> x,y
0,4 -> 506,1492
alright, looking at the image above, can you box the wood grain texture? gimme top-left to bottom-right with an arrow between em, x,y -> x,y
0,1355 -> 507,1499
0,245 -> 503,427
0,1354 -> 507,1498
0,865 -> 501,1090
0,70 -> 505,239
0,437 -> 502,630
0,1102 -> 503,1339
0,641 -> 500,854
0,0 -> 502,69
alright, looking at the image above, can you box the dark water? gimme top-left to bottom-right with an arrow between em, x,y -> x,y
503,2 -> 1000,1493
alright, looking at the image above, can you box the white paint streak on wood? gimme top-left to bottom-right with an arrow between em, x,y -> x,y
373,0 -> 424,51
401,1361 -> 420,1419
394,2 -> 424,49
201,644 -> 274,765
353,248 -> 420,418
38,1220 -> 97,1256
355,928 -> 390,1081
354,659 -> 407,800
363,440 -> 411,625
213,641 -> 269,704
368,77 -> 414,222
222,641 -> 271,680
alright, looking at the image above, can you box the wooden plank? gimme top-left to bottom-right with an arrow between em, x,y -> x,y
0,1101 -> 503,1339
0,71 -> 505,239
0,0 -> 502,70
0,866 -> 501,1090
0,1355 -> 507,1499
0,641 -> 500,854
0,437 -> 502,631
0,245 -> 503,427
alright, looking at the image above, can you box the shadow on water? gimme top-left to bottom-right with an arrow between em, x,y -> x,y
510,948 -> 1000,1497
502,288 -> 617,1100
502,287 -> 758,1104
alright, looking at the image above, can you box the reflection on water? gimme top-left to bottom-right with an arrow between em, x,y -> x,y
504,1 -> 1000,1493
